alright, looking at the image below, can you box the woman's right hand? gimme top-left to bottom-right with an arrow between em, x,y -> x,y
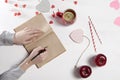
20,46 -> 47,71
28,46 -> 48,65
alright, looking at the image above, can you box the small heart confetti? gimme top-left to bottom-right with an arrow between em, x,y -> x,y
5,0 -> 8,3
22,4 -> 27,8
14,13 -> 18,16
17,12 -> 21,16
14,3 -> 18,7
74,1 -> 78,5
51,4 -> 55,9
49,20 -> 54,24
35,11 -> 40,15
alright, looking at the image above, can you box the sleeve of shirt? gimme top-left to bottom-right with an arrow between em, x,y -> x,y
0,65 -> 25,80
0,31 -> 15,46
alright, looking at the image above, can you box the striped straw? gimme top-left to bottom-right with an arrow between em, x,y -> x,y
88,21 -> 97,52
88,16 -> 102,44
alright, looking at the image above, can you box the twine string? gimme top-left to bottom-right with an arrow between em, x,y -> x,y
74,35 -> 90,68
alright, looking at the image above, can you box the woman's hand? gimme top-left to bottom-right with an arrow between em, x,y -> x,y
14,27 -> 42,45
19,46 -> 47,71
28,46 -> 47,65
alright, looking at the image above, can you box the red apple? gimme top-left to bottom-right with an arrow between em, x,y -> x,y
94,54 -> 107,66
79,65 -> 92,78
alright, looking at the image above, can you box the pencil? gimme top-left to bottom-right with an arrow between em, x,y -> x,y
31,47 -> 47,61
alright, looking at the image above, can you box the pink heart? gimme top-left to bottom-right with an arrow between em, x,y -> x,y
114,16 -> 120,26
69,29 -> 84,43
110,0 -> 120,10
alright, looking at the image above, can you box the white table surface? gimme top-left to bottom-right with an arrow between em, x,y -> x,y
0,0 -> 120,80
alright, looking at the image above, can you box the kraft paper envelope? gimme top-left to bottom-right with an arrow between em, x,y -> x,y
14,13 -> 66,68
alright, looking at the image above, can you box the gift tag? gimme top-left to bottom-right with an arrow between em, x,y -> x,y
69,29 -> 84,43
110,0 -> 120,10
36,0 -> 50,13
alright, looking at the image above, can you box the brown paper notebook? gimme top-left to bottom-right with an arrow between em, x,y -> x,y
14,13 -> 66,68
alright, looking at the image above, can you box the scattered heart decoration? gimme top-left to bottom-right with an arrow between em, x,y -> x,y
114,16 -> 120,26
109,0 -> 120,27
110,0 -> 120,10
